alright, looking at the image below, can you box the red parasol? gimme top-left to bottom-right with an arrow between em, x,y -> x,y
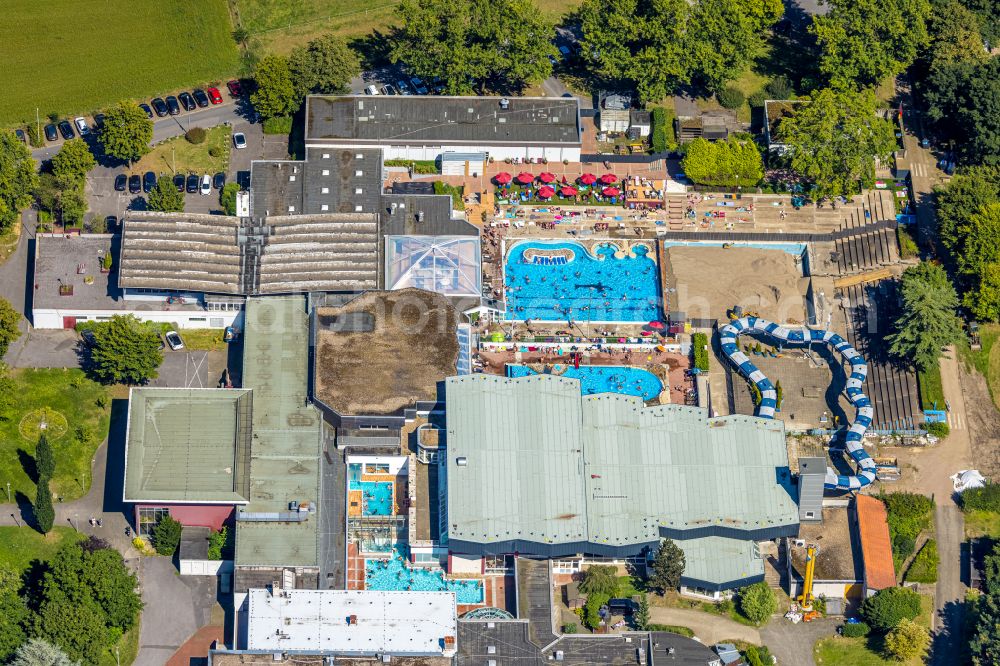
579,173 -> 597,185
494,172 -> 513,184
560,186 -> 578,196
601,173 -> 619,184
538,172 -> 556,183
537,186 -> 556,199
647,321 -> 665,329
515,172 -> 535,184
602,187 -> 620,197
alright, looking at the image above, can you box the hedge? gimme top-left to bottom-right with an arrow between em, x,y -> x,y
924,421 -> 950,438
651,107 -> 676,153
960,483 -> 1000,513
692,332 -> 709,371
262,115 -> 293,135
904,539 -> 939,583
841,621 -> 870,637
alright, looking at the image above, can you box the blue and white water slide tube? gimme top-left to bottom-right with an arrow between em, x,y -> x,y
719,316 -> 878,491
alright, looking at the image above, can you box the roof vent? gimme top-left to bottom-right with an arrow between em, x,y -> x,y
499,98 -> 510,109
456,456 -> 468,466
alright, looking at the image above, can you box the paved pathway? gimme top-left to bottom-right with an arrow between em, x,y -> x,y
647,607 -> 760,645
761,616 -> 838,666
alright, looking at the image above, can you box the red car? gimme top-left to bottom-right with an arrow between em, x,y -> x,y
207,87 -> 223,105
226,79 -> 242,97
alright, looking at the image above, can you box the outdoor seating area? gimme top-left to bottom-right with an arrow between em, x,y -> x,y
495,172 -> 626,206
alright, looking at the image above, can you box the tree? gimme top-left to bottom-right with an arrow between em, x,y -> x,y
681,137 -> 764,188
50,139 -> 96,185
0,129 -> 40,233
579,565 -> 620,595
778,88 -> 897,196
35,434 -> 54,480
935,167 -> 1000,262
0,296 -> 22,358
634,594 -> 651,630
686,0 -> 783,93
147,176 -> 184,212
811,0 -> 931,90
32,598 -> 110,665
151,515 -> 182,556
34,475 -> 54,534
972,263 -> 1000,322
648,538 -> 685,593
87,315 -> 163,385
98,101 -> 153,164
887,262 -> 962,371
289,34 -> 361,99
737,581 -> 776,624
860,586 -> 922,632
0,567 -> 28,662
250,54 -> 297,119
391,0 -> 556,95
972,579 -> 1000,664
884,617 -> 929,660
220,182 -> 239,216
9,638 -> 80,666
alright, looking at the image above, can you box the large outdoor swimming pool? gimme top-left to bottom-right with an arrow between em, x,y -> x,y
366,547 -> 484,604
507,364 -> 664,400
504,241 -> 662,322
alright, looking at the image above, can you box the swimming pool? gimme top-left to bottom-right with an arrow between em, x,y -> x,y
504,241 -> 662,322
366,547 -> 484,604
507,364 -> 663,400
352,481 -> 393,516
662,240 -> 807,258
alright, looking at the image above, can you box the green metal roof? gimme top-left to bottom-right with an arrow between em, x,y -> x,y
236,296 -> 324,568
123,388 -> 252,503
676,536 -> 765,587
445,374 -> 798,549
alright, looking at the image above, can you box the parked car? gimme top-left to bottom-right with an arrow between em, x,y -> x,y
173,173 -> 185,192
396,80 -> 411,95
200,174 -> 211,195
232,132 -> 247,149
164,330 -> 184,351
139,103 -> 154,119
143,171 -> 156,193
178,92 -> 196,111
166,96 -> 181,115
44,124 -> 58,142
93,113 -> 106,129
151,98 -> 168,117
74,116 -> 90,136
57,120 -> 75,140
186,173 -> 199,193
128,174 -> 141,193
114,174 -> 127,192
213,172 -> 225,189
207,87 -> 223,105
364,85 -> 379,95
410,77 -> 428,94
192,89 -> 209,108
104,215 -> 117,232
226,79 -> 243,97
14,128 -> 26,143
380,84 -> 397,96
607,599 -> 636,616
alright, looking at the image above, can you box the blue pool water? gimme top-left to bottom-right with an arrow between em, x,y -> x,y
507,364 -> 663,400
504,241 -> 662,322
350,481 -> 393,516
662,240 -> 807,258
366,548 -> 484,604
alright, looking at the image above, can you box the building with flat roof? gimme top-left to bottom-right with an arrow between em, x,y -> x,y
443,374 -> 799,591
240,588 -> 458,657
306,95 -> 582,162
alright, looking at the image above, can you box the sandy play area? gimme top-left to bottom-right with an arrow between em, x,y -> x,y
666,246 -> 809,323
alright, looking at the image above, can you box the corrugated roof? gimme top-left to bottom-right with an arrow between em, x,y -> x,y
856,495 -> 896,591
677,536 -> 765,587
445,375 -> 799,552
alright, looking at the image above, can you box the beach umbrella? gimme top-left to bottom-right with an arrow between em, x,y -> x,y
494,172 -> 512,185
602,186 -> 620,197
538,172 -> 556,183
560,186 -> 578,196
538,185 -> 556,199
648,321 -> 665,329
579,173 -> 597,185
515,172 -> 534,184
601,173 -> 619,184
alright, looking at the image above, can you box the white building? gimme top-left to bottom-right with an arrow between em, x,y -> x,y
305,95 -> 582,163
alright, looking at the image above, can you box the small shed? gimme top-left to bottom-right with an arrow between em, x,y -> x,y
600,94 -> 632,133
564,581 -> 584,610
630,109 -> 652,137
441,152 -> 486,177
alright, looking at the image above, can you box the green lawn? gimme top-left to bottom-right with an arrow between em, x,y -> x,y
0,369 -> 111,503
176,328 -> 228,351
1,0 -> 239,126
966,509 -> 1000,539
132,125 -> 233,178
814,594 -> 933,666
0,526 -> 83,573
958,323 -> 1000,409
917,363 -> 945,411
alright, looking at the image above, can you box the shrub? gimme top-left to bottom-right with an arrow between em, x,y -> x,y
881,493 -> 934,562
692,332 -> 710,371
738,582 -> 776,624
580,565 -> 620,596
562,623 -> 578,634
841,621 -> 871,637
207,527 -> 230,560
583,591 -> 610,629
220,182 -> 240,216
884,618 -> 929,660
151,515 -> 182,556
860,587 -> 922,632
262,115 -> 293,135
185,127 -> 207,144
208,146 -> 221,158
717,86 -> 745,109
765,75 -> 794,100
905,539 -> 939,583
747,91 -> 767,108
893,533 -> 916,560
897,226 -> 919,259
745,646 -> 774,666
646,624 -> 695,637
962,484 -> 1000,513
650,107 -> 677,153
26,123 -> 43,148
925,421 -> 949,437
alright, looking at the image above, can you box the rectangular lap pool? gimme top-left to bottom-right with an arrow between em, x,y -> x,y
504,240 -> 662,322
507,364 -> 664,401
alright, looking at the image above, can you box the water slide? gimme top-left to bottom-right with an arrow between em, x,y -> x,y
718,316 -> 877,490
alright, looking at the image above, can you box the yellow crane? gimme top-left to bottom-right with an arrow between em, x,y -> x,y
798,544 -> 822,621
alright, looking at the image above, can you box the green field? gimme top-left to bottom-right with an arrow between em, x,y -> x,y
132,125 -> 233,177
814,594 -> 933,666
1,0 -> 239,126
0,526 -> 83,573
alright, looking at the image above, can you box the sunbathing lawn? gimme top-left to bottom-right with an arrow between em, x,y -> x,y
0,526 -> 83,573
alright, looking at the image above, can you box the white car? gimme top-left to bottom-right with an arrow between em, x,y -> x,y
364,85 -> 379,95
164,330 -> 184,351
232,132 -> 246,149
74,116 -> 90,136
200,174 -> 211,195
